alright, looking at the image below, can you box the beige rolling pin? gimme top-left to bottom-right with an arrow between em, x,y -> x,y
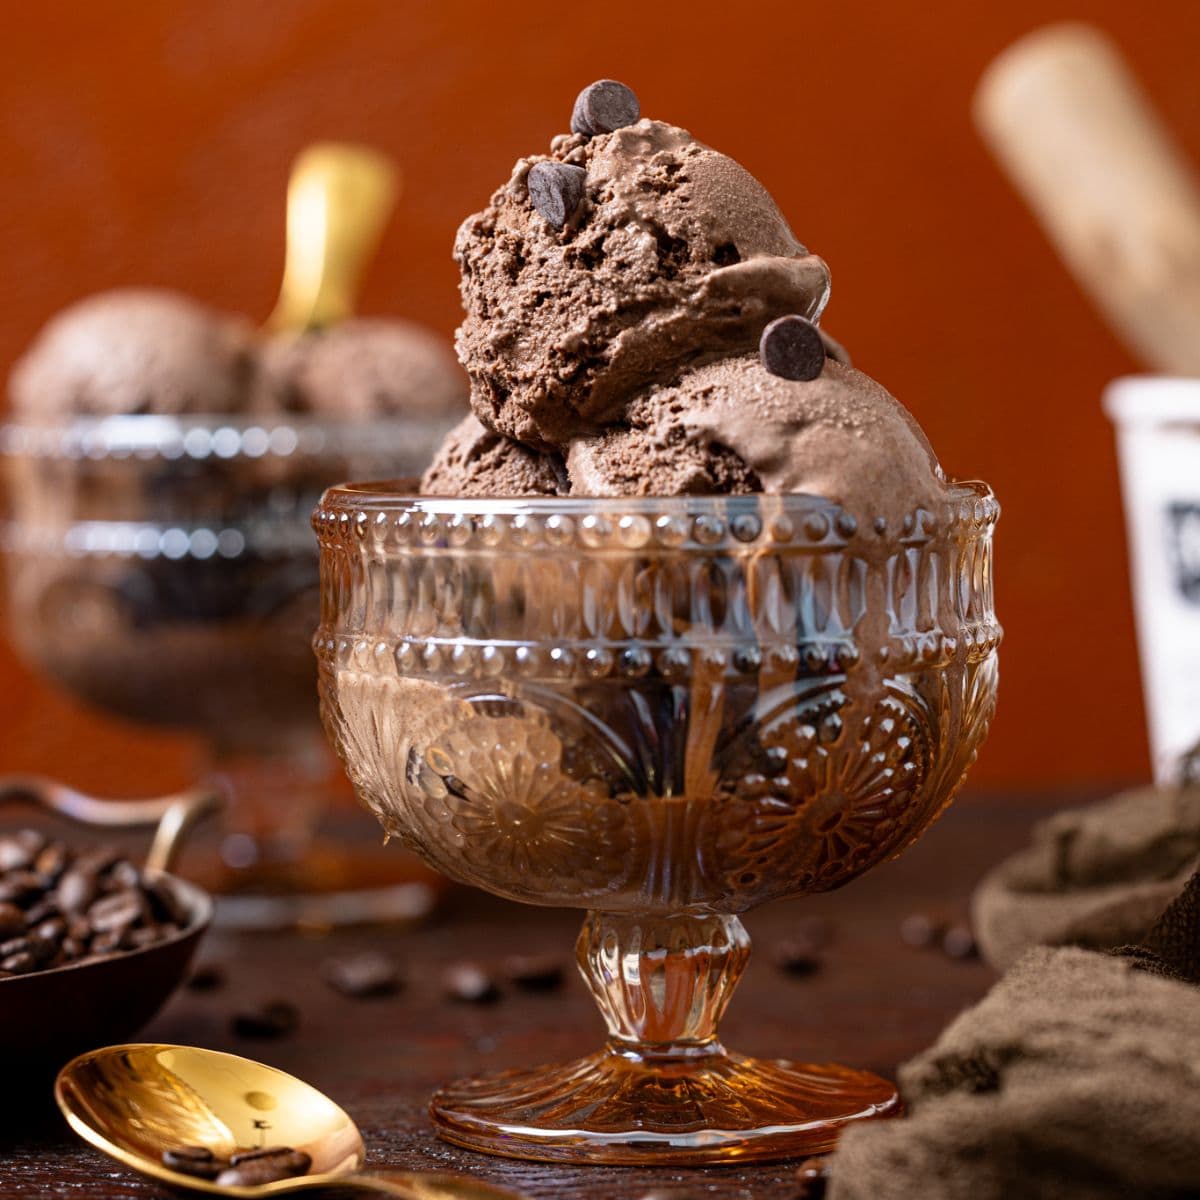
974,22 -> 1200,374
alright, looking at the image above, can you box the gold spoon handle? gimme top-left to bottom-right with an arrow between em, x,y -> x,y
268,142 -> 400,334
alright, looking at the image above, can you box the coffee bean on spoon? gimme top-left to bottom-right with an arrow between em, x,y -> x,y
528,162 -> 586,230
760,315 -> 827,382
570,79 -> 640,136
162,1145 -> 224,1180
217,1146 -> 312,1186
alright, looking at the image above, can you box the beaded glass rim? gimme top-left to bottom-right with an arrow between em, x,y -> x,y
0,412 -> 455,463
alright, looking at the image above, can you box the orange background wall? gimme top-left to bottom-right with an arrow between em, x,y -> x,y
0,0 -> 1196,797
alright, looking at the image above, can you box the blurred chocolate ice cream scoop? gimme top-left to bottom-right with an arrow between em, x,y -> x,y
10,289 -> 256,417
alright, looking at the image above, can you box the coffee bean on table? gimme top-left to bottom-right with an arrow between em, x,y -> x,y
570,79 -> 640,136
528,162 -> 586,230
942,923 -> 979,960
323,952 -> 400,998
162,1145 -> 223,1180
443,962 -> 500,1004
796,1155 -> 831,1198
759,315 -> 827,382
772,940 -> 822,977
186,963 -> 226,992
503,955 -> 565,992
899,912 -> 946,949
231,1001 -> 299,1039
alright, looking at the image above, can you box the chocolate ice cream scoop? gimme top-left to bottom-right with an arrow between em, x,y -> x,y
10,289 -> 256,417
455,116 -> 830,447
567,358 -> 942,519
259,318 -> 467,420
421,414 -> 566,497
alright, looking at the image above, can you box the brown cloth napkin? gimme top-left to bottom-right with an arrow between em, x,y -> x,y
971,785 -> 1200,969
828,867 -> 1200,1199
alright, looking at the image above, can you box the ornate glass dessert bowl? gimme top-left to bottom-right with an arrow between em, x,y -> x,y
314,481 -> 1001,1164
1,413 -> 453,927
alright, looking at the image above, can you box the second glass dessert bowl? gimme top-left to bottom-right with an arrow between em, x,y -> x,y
315,482 -> 1000,1164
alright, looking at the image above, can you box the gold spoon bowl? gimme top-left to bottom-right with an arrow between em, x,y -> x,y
56,1043 -> 525,1199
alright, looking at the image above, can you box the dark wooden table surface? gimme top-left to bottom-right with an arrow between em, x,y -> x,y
0,794 -> 1063,1199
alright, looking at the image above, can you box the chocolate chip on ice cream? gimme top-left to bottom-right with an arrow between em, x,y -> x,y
527,162 -> 587,229
759,314 -> 827,381
570,79 -> 641,137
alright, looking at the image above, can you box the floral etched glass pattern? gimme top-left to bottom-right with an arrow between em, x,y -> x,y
314,482 -> 1000,1163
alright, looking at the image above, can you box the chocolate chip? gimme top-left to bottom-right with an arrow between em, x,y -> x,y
0,903 -> 24,938
323,952 -> 400,998
503,955 -> 565,992
87,889 -> 146,933
942,923 -> 979,960
759,315 -> 826,382
231,1000 -> 299,1039
528,162 -> 586,230
162,1146 -> 224,1180
772,940 -> 822,977
443,962 -> 499,1004
186,963 -> 226,992
570,79 -> 640,136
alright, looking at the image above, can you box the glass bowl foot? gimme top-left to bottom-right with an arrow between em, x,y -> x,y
430,1047 -> 900,1165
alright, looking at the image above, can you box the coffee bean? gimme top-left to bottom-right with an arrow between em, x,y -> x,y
772,940 -> 822,977
900,912 -> 946,949
61,937 -> 86,960
34,842 -> 69,883
0,936 -> 31,958
796,1156 -> 831,1198
218,1146 -> 311,1185
570,79 -> 640,136
323,952 -> 400,998
0,903 -> 24,938
231,1001 -> 299,1039
127,925 -> 166,949
90,928 -> 130,955
528,162 -> 586,230
942,923 -> 979,960
186,963 -> 226,992
23,897 -> 59,926
109,859 -> 141,889
87,889 -> 146,934
1,951 -> 36,974
443,962 -> 499,1004
503,955 -> 565,992
0,837 -> 34,873
759,315 -> 827,382
162,1145 -> 225,1180
56,868 -> 97,914
142,874 -> 189,926
0,871 -> 45,905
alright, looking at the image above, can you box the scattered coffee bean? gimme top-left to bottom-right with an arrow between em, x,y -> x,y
0,903 -> 24,938
186,963 -> 226,992
899,912 -> 946,949
217,1146 -> 311,1186
942,923 -> 979,960
759,315 -> 827,382
570,79 -> 640,136
323,952 -> 400,998
231,1000 -> 299,1039
528,161 -> 586,230
503,954 -> 565,992
443,962 -> 499,1004
796,1155 -> 831,1198
772,940 -> 822,977
162,1145 -> 223,1180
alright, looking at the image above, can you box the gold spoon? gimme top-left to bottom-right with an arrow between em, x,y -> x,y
56,1044 -> 525,1199
267,142 -> 400,334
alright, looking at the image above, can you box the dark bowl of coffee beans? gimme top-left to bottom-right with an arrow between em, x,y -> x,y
0,827 -> 212,1076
